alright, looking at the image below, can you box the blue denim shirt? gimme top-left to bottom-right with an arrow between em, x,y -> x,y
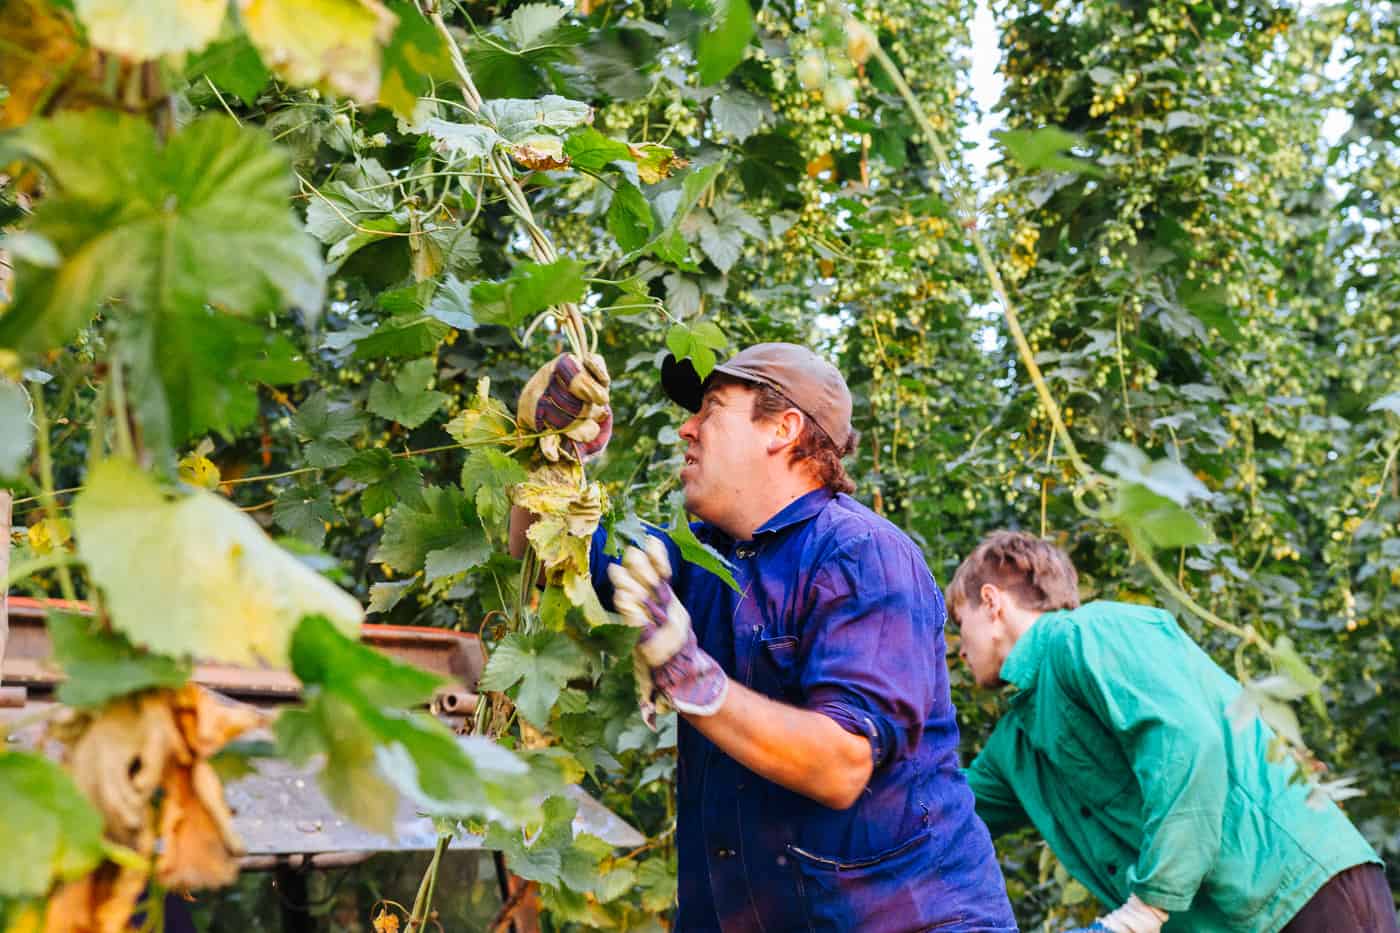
592,489 -> 1016,933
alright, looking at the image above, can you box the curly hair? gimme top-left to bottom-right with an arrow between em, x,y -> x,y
948,530 -> 1081,617
709,374 -> 858,494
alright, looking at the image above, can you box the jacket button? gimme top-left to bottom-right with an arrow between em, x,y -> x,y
1080,806 -> 1091,817
715,848 -> 735,859
1107,865 -> 1117,876
736,546 -> 754,558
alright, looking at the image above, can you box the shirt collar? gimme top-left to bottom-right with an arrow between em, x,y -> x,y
998,615 -> 1053,693
752,487 -> 834,539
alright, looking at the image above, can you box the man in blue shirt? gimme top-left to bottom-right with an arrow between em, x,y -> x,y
516,343 -> 1016,932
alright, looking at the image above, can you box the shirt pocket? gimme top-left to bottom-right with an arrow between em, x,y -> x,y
753,633 -> 802,701
1043,702 -> 1132,807
785,829 -> 965,933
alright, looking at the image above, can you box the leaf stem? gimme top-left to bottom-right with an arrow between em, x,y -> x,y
408,833 -> 452,931
31,387 -> 77,601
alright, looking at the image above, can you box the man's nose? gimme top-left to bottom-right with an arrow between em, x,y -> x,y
679,414 -> 699,440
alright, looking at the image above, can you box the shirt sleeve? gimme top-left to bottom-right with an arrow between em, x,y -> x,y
799,531 -> 946,771
964,738 -> 1031,839
1053,617 -> 1227,914
588,523 -> 685,612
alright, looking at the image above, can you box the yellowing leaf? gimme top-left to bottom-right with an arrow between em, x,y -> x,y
240,0 -> 397,103
74,0 -> 226,59
73,459 -> 363,666
177,453 -> 222,490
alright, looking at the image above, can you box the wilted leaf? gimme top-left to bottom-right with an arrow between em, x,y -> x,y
240,0 -> 397,103
445,377 -> 515,446
379,0 -> 455,118
74,0 -> 225,58
511,134 -> 571,171
630,141 -> 688,184
73,459 -> 363,666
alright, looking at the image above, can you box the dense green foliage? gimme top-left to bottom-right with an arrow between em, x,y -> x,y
0,0 -> 1395,928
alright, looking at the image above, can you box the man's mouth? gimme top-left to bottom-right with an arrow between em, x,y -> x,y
683,452 -> 699,467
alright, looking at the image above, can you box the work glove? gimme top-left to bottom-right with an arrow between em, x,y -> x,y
517,352 -> 613,462
608,537 -> 729,720
1066,896 -> 1168,933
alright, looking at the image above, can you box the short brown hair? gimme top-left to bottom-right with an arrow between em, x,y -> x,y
948,531 -> 1080,618
710,374 -> 859,494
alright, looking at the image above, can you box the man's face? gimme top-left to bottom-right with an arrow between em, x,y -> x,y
677,383 -> 770,526
955,592 -> 1008,689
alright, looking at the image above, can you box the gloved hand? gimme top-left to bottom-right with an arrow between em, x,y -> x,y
608,537 -> 729,718
1085,896 -> 1169,933
517,352 -> 613,461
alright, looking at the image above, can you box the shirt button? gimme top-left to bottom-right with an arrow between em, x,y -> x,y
714,848 -> 735,859
736,546 -> 754,558
1107,865 -> 1117,876
1080,806 -> 1091,818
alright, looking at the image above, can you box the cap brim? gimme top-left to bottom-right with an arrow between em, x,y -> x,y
660,354 -> 705,412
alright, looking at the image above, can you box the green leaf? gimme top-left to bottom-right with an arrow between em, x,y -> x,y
74,0 -> 226,58
0,751 -> 107,898
73,459 -> 363,666
503,3 -> 568,50
273,484 -> 339,547
564,127 -> 634,172
367,357 -> 448,429
425,120 -> 502,162
1102,443 -> 1209,507
280,616 -> 539,834
695,0 -> 754,86
379,0 -> 456,118
0,113 -> 323,355
187,33 -> 271,105
1272,635 -> 1327,720
994,126 -> 1104,178
367,579 -> 416,614
484,794 -> 577,886
607,180 -> 656,253
711,89 -> 768,141
461,448 -> 529,538
292,613 -> 442,704
665,324 -> 718,378
479,631 -> 588,726
291,390 -> 368,468
1368,392 -> 1400,416
124,306 -> 310,457
1110,483 -> 1212,550
49,612 -> 191,707
480,95 -> 593,142
351,314 -> 452,360
375,485 -> 482,576
345,449 -> 426,515
669,505 -> 740,592
471,258 -> 588,328
0,379 -> 33,477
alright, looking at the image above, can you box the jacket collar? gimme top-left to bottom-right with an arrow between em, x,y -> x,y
999,614 -> 1053,694
752,487 -> 834,539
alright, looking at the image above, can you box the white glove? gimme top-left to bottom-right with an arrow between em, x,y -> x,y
1098,895 -> 1168,933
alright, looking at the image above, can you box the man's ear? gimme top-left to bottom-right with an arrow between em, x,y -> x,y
980,582 -> 1001,616
766,408 -> 805,455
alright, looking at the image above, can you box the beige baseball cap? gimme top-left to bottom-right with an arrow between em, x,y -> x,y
661,342 -> 854,449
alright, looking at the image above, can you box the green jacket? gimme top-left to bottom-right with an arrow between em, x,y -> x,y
965,601 -> 1379,933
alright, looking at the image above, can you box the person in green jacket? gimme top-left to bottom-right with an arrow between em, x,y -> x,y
950,530 -> 1395,933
